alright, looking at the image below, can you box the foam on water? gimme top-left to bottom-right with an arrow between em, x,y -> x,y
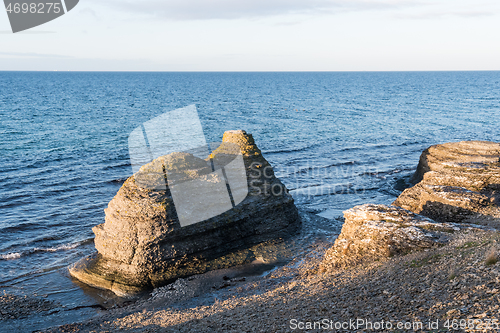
1,252 -> 22,260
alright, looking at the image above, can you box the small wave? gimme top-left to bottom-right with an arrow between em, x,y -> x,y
290,161 -> 359,176
290,183 -> 380,198
0,221 -> 41,233
33,242 -> 84,253
262,144 -> 314,155
107,178 -> 127,184
361,166 -> 415,179
275,161 -> 360,179
0,252 -> 22,260
290,183 -> 353,197
0,240 -> 92,261
103,163 -> 131,171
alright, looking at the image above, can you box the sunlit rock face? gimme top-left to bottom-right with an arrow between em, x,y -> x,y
70,130 -> 301,296
393,141 -> 500,226
320,141 -> 500,271
319,204 -> 459,271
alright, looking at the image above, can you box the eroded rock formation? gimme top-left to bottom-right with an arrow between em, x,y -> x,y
321,141 -> 500,271
319,204 -> 459,270
70,130 -> 301,296
394,141 -> 500,225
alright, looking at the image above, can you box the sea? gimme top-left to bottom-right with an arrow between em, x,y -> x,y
1,71 -> 499,331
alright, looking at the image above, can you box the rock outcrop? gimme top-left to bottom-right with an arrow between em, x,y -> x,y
321,141 -> 500,271
394,141 -> 500,225
70,130 -> 301,296
319,204 -> 459,270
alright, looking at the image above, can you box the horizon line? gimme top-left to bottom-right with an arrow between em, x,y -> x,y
1,69 -> 500,73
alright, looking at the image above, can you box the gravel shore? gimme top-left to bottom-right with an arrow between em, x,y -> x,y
39,229 -> 500,333
1,294 -> 57,321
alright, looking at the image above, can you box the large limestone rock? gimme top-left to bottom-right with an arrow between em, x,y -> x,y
319,204 -> 459,270
320,141 -> 500,271
394,141 -> 500,225
70,130 -> 301,296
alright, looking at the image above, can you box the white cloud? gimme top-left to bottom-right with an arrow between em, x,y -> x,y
392,0 -> 500,19
394,9 -> 496,19
0,52 -> 72,58
95,0 -> 419,20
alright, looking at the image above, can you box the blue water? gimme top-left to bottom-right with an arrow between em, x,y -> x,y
1,71 -> 500,330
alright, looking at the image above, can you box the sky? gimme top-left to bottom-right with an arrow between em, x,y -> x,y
0,0 -> 499,71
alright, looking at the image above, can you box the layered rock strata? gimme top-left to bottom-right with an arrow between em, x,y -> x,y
394,141 -> 500,225
319,204 -> 460,270
70,130 -> 301,296
321,141 -> 500,271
